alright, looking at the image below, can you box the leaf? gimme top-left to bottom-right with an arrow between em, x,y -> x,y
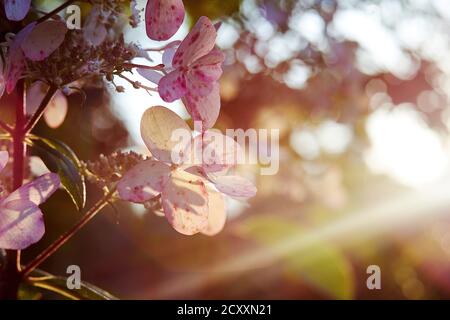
27,135 -> 86,211
20,269 -> 117,300
237,216 -> 355,299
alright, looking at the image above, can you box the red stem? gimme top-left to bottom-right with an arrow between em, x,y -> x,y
0,81 -> 26,299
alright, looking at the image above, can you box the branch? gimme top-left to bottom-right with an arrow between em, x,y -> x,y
0,120 -> 12,134
24,85 -> 58,133
36,0 -> 78,24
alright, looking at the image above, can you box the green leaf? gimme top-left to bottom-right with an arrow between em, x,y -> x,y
238,216 -> 355,299
20,269 -> 117,300
27,135 -> 86,210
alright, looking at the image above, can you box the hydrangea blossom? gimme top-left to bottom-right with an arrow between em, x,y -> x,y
118,107 -> 256,235
157,16 -> 224,130
0,151 -> 60,250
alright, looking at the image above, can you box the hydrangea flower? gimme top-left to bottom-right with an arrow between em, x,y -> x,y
4,20 -> 67,94
0,151 -> 60,250
145,0 -> 185,41
118,107 -> 256,235
3,0 -> 31,21
157,16 -> 225,130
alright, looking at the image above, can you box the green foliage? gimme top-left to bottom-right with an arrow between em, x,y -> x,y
238,216 -> 355,299
27,135 -> 86,211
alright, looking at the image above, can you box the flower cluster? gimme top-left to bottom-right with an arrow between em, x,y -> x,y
0,0 -> 257,253
82,150 -> 144,190
118,107 -> 256,235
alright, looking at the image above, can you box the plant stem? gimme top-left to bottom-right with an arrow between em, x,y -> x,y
24,85 -> 57,134
0,81 -> 26,299
36,0 -> 78,24
21,189 -> 116,278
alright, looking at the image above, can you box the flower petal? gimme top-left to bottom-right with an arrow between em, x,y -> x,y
199,130 -> 242,173
0,201 -> 44,249
162,45 -> 178,69
140,106 -> 191,163
158,69 -> 187,102
172,16 -> 217,67
118,159 -> 170,203
0,173 -> 60,250
211,175 -> 257,198
145,0 -> 185,41
4,0 -> 31,21
5,23 -> 36,94
21,20 -> 67,61
44,90 -> 68,129
83,6 -> 107,46
183,82 -> 221,130
190,49 -> 225,83
4,173 -> 60,205
0,151 -> 8,173
161,169 -> 209,235
137,68 -> 163,85
200,188 -> 226,236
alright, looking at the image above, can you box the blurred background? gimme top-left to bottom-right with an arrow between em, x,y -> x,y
10,0 -> 450,299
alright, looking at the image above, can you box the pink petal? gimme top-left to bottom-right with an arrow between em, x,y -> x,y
211,175 -> 257,198
0,173 -> 60,250
140,106 -> 191,163
145,0 -> 185,41
137,68 -> 163,85
44,90 -> 68,128
183,82 -> 221,130
0,151 -> 8,173
186,75 -> 214,97
83,6 -> 107,46
172,16 -> 217,68
200,188 -> 226,236
189,49 -> 225,83
5,23 -> 36,94
117,159 -> 170,203
5,173 -> 60,205
199,130 -> 242,173
0,200 -> 44,249
4,0 -> 31,21
21,20 -> 67,61
162,45 -> 178,68
161,169 -> 209,235
158,69 -> 187,102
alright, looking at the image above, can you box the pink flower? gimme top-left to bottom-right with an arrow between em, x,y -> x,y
158,16 -> 225,130
4,20 -> 67,94
118,107 -> 256,235
0,151 -> 60,250
3,0 -> 31,21
145,0 -> 185,41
